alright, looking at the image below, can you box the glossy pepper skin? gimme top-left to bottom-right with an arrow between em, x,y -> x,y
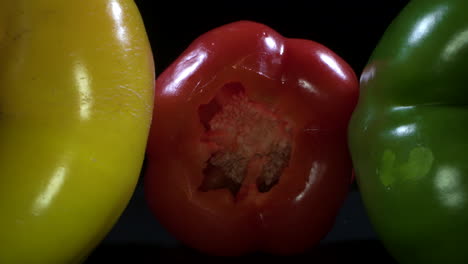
0,1 -> 154,263
349,0 -> 468,263
145,21 -> 358,256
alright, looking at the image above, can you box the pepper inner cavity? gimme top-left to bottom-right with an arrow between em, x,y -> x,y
198,82 -> 292,197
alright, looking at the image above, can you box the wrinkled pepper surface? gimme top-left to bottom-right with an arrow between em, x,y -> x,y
0,0 -> 154,263
349,0 -> 468,263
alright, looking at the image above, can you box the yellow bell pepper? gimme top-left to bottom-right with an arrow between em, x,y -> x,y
0,0 -> 154,263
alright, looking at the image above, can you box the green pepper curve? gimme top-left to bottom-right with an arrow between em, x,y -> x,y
349,0 -> 468,263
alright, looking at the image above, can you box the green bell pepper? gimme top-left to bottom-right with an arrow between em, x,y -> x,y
349,0 -> 468,263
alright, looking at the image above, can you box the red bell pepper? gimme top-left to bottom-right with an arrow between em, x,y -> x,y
144,21 -> 359,256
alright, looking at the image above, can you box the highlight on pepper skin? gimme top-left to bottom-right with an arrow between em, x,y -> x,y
144,20 -> 359,256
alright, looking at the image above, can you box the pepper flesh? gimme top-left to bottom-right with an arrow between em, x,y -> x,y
0,1 -> 154,263
198,82 -> 293,196
349,0 -> 468,263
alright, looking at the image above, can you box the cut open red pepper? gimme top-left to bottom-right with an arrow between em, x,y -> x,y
144,21 -> 359,256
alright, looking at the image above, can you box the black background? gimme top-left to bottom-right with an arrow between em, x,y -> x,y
87,1 -> 410,263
